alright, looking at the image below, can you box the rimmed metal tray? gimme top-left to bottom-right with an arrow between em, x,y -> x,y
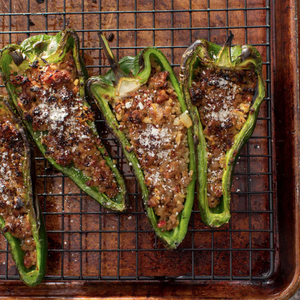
0,0 -> 299,299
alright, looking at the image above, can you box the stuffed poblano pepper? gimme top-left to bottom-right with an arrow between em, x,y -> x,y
0,96 -> 47,286
0,29 -> 126,211
180,32 -> 265,227
86,35 -> 196,248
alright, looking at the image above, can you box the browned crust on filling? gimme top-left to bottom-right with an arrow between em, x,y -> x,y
108,64 -> 192,231
0,113 -> 36,268
190,66 -> 257,208
10,52 -> 118,198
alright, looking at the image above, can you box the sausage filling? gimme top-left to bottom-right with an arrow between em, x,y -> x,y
108,61 -> 192,231
0,112 -> 36,268
10,51 -> 118,198
190,66 -> 257,208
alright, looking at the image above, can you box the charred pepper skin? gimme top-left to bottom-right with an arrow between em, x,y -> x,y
0,29 -> 127,211
86,35 -> 196,249
0,97 -> 47,287
180,32 -> 265,228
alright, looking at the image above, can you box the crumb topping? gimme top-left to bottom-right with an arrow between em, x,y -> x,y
108,62 -> 192,230
10,52 -> 118,198
0,111 -> 36,268
190,66 -> 257,207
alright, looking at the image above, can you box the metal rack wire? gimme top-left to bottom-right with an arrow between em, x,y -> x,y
0,0 -> 273,282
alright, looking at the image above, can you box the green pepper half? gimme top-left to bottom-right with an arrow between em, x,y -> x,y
0,30 -> 126,211
87,35 -> 196,248
0,96 -> 47,286
180,32 -> 265,227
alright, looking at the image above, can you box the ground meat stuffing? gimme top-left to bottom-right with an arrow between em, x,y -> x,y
108,61 -> 192,231
190,66 -> 257,208
0,112 -> 36,268
10,52 -> 118,198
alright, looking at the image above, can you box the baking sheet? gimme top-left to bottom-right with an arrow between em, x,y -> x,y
0,0 -> 298,299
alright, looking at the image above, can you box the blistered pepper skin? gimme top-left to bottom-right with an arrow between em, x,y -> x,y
0,30 -> 127,212
180,32 -> 265,227
87,35 -> 196,249
0,97 -> 47,287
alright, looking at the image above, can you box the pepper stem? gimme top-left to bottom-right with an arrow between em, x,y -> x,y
224,30 -> 234,48
215,31 -> 234,68
98,32 -> 128,84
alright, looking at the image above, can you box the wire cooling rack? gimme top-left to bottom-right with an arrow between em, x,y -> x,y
0,0 -> 273,281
